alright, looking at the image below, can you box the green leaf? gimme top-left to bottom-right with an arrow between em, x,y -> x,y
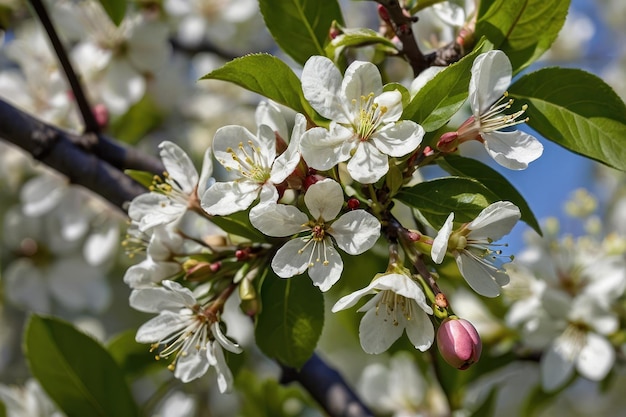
475,0 -> 570,73
97,0 -> 126,26
210,210 -> 268,243
109,94 -> 163,145
402,40 -> 492,132
325,27 -> 398,61
255,269 -> 324,369
395,177 -> 500,229
509,68 -> 626,171
107,329 -> 159,377
124,169 -> 153,190
437,155 -> 541,234
259,0 -> 344,66
0,401 -> 6,417
24,315 -> 139,417
200,54 -> 321,123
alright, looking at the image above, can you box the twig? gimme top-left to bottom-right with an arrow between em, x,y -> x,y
29,0 -> 100,135
375,0 -> 428,76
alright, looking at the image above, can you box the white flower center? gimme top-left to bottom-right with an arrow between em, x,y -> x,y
478,93 -> 529,134
224,141 -> 271,183
298,222 -> 331,267
351,93 -> 388,141
150,172 -> 191,205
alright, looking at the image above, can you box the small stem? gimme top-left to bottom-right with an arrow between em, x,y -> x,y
29,0 -> 100,134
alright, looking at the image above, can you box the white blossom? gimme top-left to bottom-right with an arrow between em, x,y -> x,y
300,56 -> 424,184
250,179 -> 380,291
432,201 -> 520,297
131,280 -> 241,392
332,272 -> 434,354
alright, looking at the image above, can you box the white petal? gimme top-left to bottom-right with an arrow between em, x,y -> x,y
20,175 -> 66,216
175,349 -> 209,383
576,332 -> 615,381
83,221 -> 119,266
271,238 -> 312,278
307,241 -> 343,291
211,342 -> 235,393
123,259 -> 181,288
404,305 -> 435,351
255,101 -> 289,141
483,130 -> 544,170
269,138 -> 301,185
541,341 -> 575,392
409,66 -> 445,96
468,201 -> 521,241
197,147 -> 214,195
48,258 -> 111,312
342,61 -> 383,105
249,202 -> 308,236
432,213 -> 454,264
371,121 -> 424,157
332,283 -> 379,313
101,59 -> 145,115
456,252 -> 505,297
374,90 -> 403,123
359,300 -> 404,354
347,141 -> 389,184
304,179 -> 344,221
469,50 -> 512,115
159,141 -> 198,194
331,210 -> 380,255
301,56 -> 347,122
211,322 -> 242,354
200,180 -> 260,215
4,259 -> 50,313
373,274 -> 432,314
135,311 -> 187,343
213,125 -> 273,171
129,193 -> 185,232
299,125 -> 353,171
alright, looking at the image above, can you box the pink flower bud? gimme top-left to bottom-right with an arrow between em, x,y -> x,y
437,318 -> 482,370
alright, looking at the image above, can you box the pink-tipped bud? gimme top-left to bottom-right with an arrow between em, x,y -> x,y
377,4 -> 391,23
436,131 -> 459,153
93,104 -> 109,129
437,318 -> 482,370
304,173 -> 325,190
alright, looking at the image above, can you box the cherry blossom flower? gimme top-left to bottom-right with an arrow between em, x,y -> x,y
437,50 -> 543,170
129,141 -> 213,232
431,201 -> 521,297
131,280 -> 241,392
332,271 -> 434,354
201,111 -> 305,216
300,56 -> 424,184
249,179 -> 380,291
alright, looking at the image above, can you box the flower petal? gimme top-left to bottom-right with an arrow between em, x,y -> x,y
342,61 -> 383,105
159,141 -> 198,194
304,179 -> 344,221
469,50 -> 512,115
432,213 -> 454,264
300,124 -> 353,171
483,130 -> 544,170
456,252 -> 506,297
175,349 -> 209,383
249,202 -> 308,236
135,311 -> 187,343
359,298 -> 404,354
307,241 -> 343,291
468,201 -> 521,241
347,141 -> 389,184
200,180 -> 260,215
404,304 -> 434,351
371,120 -> 424,157
576,332 -> 615,381
271,238 -> 311,278
541,341 -> 575,392
302,56 -> 347,122
331,210 -> 380,255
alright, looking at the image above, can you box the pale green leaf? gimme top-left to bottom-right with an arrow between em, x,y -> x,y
97,0 -> 126,26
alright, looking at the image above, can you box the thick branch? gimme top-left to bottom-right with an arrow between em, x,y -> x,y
0,99 -> 156,211
281,353 -> 374,417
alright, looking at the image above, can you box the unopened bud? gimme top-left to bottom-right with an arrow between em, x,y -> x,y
347,198 -> 360,210
93,104 -> 109,129
377,4 -> 391,23
437,317 -> 482,370
304,173 -> 325,190
436,131 -> 460,153
329,22 -> 341,40
235,248 -> 251,261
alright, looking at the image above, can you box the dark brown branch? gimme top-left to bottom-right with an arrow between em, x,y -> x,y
0,99 -> 158,211
375,0 -> 428,76
281,353 -> 374,417
29,0 -> 100,135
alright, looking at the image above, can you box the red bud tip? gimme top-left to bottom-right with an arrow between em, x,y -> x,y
93,104 -> 109,128
347,198 -> 360,210
235,249 -> 250,261
377,5 -> 390,22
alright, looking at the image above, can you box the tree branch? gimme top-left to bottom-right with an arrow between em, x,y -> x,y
375,0 -> 428,76
0,99 -> 159,211
281,353 -> 374,417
